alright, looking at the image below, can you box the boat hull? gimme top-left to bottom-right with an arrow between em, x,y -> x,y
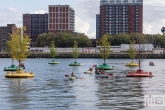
125,62 -> 139,66
95,64 -> 114,70
69,62 -> 81,66
5,71 -> 34,78
48,62 -> 59,64
126,70 -> 154,77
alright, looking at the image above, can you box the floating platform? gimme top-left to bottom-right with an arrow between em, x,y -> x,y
95,63 -> 114,70
126,70 -> 154,77
125,62 -> 139,66
69,62 -> 81,66
5,70 -> 34,78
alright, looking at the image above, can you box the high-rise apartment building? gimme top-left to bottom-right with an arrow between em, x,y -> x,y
96,0 -> 143,39
48,5 -> 75,33
0,24 -> 17,51
23,13 -> 48,45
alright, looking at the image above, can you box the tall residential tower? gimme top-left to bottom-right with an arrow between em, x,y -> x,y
23,13 -> 48,46
96,0 -> 143,39
48,5 -> 75,33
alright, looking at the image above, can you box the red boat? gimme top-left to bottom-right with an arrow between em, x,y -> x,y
126,70 -> 154,77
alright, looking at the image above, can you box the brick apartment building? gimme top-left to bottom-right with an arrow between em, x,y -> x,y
0,24 -> 17,51
23,13 -> 48,46
96,0 -> 143,39
48,5 -> 75,33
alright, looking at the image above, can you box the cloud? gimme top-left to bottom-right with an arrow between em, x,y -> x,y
31,10 -> 47,14
0,7 -> 22,26
144,19 -> 165,34
76,0 -> 99,21
75,16 -> 96,39
144,0 -> 165,34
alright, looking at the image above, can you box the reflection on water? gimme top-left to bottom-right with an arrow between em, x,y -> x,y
0,58 -> 164,109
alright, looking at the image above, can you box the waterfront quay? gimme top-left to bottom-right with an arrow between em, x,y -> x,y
0,52 -> 165,58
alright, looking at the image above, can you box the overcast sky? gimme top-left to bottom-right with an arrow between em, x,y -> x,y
0,0 -> 165,38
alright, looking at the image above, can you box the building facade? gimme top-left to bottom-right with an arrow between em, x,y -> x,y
0,24 -> 17,51
48,5 -> 75,33
23,13 -> 48,46
96,0 -> 143,38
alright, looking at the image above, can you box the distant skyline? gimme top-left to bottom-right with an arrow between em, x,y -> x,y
0,0 -> 165,38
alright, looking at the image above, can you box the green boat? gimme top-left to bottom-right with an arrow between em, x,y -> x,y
95,63 -> 114,70
4,65 -> 23,71
48,60 -> 59,64
69,62 -> 81,66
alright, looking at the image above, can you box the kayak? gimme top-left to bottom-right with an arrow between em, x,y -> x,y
84,70 -> 94,74
69,76 -> 76,80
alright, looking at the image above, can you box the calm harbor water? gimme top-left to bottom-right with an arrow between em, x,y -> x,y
0,58 -> 165,110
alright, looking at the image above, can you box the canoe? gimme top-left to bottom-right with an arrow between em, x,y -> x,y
5,70 -> 34,78
125,62 -> 139,66
84,70 -> 94,74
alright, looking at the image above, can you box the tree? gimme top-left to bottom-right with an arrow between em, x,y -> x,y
49,41 -> 56,59
128,40 -> 137,63
6,27 -> 31,70
98,34 -> 110,64
72,41 -> 80,63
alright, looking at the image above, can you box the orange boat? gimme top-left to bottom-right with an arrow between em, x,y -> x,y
126,70 -> 154,77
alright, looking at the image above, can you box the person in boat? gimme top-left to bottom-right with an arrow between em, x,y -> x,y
71,72 -> 76,77
89,67 -> 93,71
101,69 -> 106,75
95,69 -> 100,75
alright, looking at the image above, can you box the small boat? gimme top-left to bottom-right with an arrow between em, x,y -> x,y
69,62 -> 81,66
5,70 -> 34,78
95,63 -> 114,70
65,74 -> 76,80
126,70 -> 154,77
125,62 -> 139,66
149,62 -> 154,66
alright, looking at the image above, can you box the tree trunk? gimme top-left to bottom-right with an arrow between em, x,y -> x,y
12,58 -> 14,65
19,60 -> 20,70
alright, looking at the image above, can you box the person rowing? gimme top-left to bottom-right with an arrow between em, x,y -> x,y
71,72 -> 77,77
95,69 -> 101,75
89,67 -> 93,72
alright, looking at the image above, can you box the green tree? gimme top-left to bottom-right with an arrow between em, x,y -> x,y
98,34 -> 110,64
128,40 -> 137,63
50,41 -> 56,59
6,27 -> 31,69
72,41 -> 80,63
